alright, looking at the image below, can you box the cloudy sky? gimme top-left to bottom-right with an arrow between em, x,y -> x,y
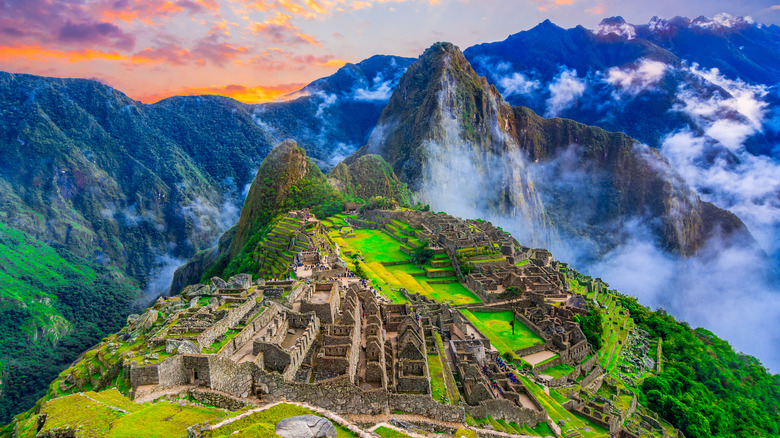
1,0 -> 777,103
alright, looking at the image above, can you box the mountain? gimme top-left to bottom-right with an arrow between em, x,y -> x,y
251,55 -> 415,168
350,41 -> 750,258
171,141 -> 412,291
0,53 -> 412,423
462,15 -> 780,265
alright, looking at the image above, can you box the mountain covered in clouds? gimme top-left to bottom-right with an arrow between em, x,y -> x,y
349,42 -> 750,257
464,14 -> 780,266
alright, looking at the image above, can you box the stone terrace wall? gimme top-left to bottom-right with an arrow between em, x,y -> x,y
387,393 -> 464,422
515,343 -> 549,358
465,398 -> 547,426
209,355 -> 255,398
130,363 -> 159,387
535,355 -> 564,372
218,305 -> 277,358
198,295 -> 258,349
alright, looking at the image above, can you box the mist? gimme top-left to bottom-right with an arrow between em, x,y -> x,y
405,65 -> 780,370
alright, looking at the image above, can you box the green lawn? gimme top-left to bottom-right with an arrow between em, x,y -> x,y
202,403 -> 357,438
35,394 -> 234,438
427,354 -> 450,404
374,426 -> 413,438
460,310 -> 544,353
542,363 -> 575,379
343,229 -> 409,263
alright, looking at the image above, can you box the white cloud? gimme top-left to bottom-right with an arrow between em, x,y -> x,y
606,59 -> 667,97
498,72 -> 541,97
545,68 -> 586,117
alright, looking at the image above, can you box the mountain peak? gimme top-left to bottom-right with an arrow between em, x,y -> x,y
596,16 -> 636,39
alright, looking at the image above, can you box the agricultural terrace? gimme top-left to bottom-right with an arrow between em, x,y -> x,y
323,216 -> 482,305
459,310 -> 544,354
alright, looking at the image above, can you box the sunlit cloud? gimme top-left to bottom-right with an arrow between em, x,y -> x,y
139,82 -> 304,103
0,44 -> 125,62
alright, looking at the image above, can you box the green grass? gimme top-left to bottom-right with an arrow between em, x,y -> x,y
460,310 -> 544,354
109,401 -> 229,438
427,354 -> 450,404
345,229 -> 409,263
541,363 -> 575,379
202,403 -> 357,438
374,425 -> 413,438
36,394 -> 232,438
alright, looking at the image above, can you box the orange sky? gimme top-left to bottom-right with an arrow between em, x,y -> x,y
0,0 -> 776,104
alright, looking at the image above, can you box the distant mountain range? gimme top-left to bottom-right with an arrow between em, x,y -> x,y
0,13 -> 778,423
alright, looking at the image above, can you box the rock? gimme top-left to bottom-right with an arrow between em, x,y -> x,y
189,297 -> 199,308
181,283 -> 210,298
211,277 -> 228,290
227,273 -> 252,289
177,340 -> 200,354
275,415 -> 337,438
288,329 -> 296,335
165,340 -> 182,354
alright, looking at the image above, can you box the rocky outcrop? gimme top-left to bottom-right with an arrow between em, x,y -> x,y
275,415 -> 337,438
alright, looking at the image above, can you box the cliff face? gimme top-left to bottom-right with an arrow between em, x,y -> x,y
349,42 -> 752,256
351,42 -> 551,246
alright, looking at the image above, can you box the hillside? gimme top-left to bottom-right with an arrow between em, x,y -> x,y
6,205 -> 778,438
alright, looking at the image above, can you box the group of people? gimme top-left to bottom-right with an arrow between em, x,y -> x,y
481,355 -> 519,398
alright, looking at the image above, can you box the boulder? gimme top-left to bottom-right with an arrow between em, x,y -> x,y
275,415 -> 337,438
182,283 -> 210,299
227,273 -> 252,289
211,277 -> 228,290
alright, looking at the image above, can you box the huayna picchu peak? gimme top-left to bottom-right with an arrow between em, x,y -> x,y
1,11 -> 779,438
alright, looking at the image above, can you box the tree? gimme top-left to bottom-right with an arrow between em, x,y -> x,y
411,240 -> 434,266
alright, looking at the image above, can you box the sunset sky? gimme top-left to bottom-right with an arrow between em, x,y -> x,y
1,0 -> 777,103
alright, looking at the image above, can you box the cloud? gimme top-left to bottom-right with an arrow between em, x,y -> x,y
605,59 -> 667,97
497,72 -> 542,97
191,34 -> 251,66
137,81 -> 304,103
671,64 -> 768,151
0,44 -> 125,62
589,220 -> 780,371
145,252 -> 186,299
545,68 -> 585,117
58,21 -> 136,51
249,11 -> 321,46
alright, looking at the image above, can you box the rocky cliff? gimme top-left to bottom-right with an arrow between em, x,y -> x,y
349,42 -> 751,257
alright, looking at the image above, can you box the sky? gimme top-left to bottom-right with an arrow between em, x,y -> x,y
0,0 -> 778,103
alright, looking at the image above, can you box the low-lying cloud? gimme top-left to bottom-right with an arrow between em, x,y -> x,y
545,68 -> 585,117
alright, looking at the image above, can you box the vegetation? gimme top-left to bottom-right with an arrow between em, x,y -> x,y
573,306 -> 604,351
373,426 -> 413,438
619,295 -> 780,438
0,224 -> 138,424
459,310 -> 543,354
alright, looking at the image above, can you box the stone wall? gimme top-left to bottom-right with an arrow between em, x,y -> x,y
218,305 -> 277,358
197,294 -> 258,348
130,363 -> 159,387
535,355 -> 564,372
208,355 -> 255,398
514,311 -> 550,342
387,393 -> 464,422
158,355 -> 188,387
188,389 -> 249,411
465,399 -> 547,426
580,365 -> 604,387
515,342 -> 549,358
